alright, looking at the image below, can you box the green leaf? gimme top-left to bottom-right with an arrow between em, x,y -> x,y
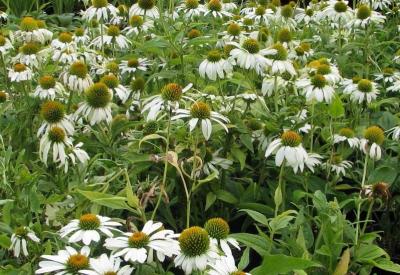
231,147 -> 246,170
252,254 -> 322,275
77,190 -> 136,212
355,244 -> 388,263
125,173 -> 139,209
333,248 -> 351,275
215,189 -> 238,204
230,233 -> 271,255
238,247 -> 251,270
205,192 -> 216,211
372,259 -> 400,273
139,134 -> 167,149
368,166 -> 397,185
240,209 -> 269,226
0,234 -> 11,248
240,134 -> 254,152
329,96 -> 345,118
269,210 -> 297,232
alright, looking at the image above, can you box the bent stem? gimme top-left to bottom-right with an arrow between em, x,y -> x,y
151,111 -> 172,220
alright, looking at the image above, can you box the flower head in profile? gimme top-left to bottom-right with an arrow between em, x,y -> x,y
360,126 -> 384,160
81,254 -> 134,275
322,0 -> 353,23
388,126 -> 400,141
105,220 -> 179,264
175,226 -> 219,274
296,73 -> 335,103
61,61 -> 94,93
15,17 -> 47,44
10,226 -> 39,258
75,82 -> 113,125
34,75 -> 65,100
8,63 -> 33,83
120,57 -> 150,75
204,218 -> 239,256
205,0 -> 232,18
91,25 -> 131,50
101,73 -> 129,103
38,100 -> 74,137
177,0 -> 206,19
83,0 -> 118,21
0,34 -> 13,54
333,127 -> 360,148
324,154 -> 352,177
208,255 -> 251,275
59,214 -> 121,245
36,246 -> 91,274
172,101 -> 229,140
265,43 -> 297,76
124,15 -> 154,36
343,78 -> 379,104
265,130 -> 308,173
129,0 -> 159,19
348,4 -> 385,28
199,49 -> 233,81
142,82 -> 193,121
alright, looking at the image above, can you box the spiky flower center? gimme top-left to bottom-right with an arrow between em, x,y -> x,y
247,118 -> 262,131
357,5 -> 371,20
281,4 -> 293,18
300,42 -> 311,52
186,0 -> 199,9
75,28 -> 85,37
224,44 -> 235,57
316,64 -> 331,75
311,74 -> 327,88
161,83 -> 182,101
208,0 -> 222,11
227,23 -> 241,36
20,17 -> 38,31
79,214 -> 101,230
190,101 -> 211,119
339,127 -> 355,138
231,272 -> 246,275
272,0 -> 281,6
255,5 -> 266,16
331,154 -> 343,165
92,0 -> 108,8
69,61 -> 88,78
179,226 -> 210,257
14,63 -> 27,72
40,101 -> 65,123
278,28 -> 291,43
364,126 -> 384,145
15,226 -> 28,237
67,254 -> 89,272
86,83 -> 112,108
0,35 -> 6,46
48,126 -> 66,143
281,131 -> 302,147
271,43 -> 288,60
131,77 -> 145,91
101,74 -> 119,89
357,79 -> 373,93
242,38 -> 260,54
188,29 -> 201,39
305,8 -> 314,16
0,91 -> 6,103
204,217 -> 230,240
207,50 -> 222,62
243,18 -> 254,26
371,182 -> 390,199
143,120 -> 159,134
107,25 -> 120,37
128,232 -> 150,248
106,62 -> 119,74
138,0 -> 155,10
334,1 -> 348,13
352,76 -> 361,84
58,32 -> 73,43
21,42 -> 40,55
129,15 -> 143,27
128,58 -> 139,68
383,67 -> 394,75
104,272 -> 117,275
295,46 -> 304,56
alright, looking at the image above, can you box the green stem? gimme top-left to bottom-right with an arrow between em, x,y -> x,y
355,155 -> 369,246
66,89 -> 74,113
275,163 -> 285,216
310,101 -> 315,153
361,200 -> 374,235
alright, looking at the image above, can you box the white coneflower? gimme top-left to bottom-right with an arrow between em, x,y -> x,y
305,153 -> 322,172
34,75 -> 65,100
360,0 -> 392,10
129,0 -> 160,19
74,28 -> 90,45
36,246 -> 91,274
246,5 -> 273,24
275,4 -> 297,29
14,17 -> 46,44
308,59 -> 341,84
10,226 -> 39,258
333,127 -> 360,148
124,15 -> 153,36
265,131 -> 309,173
59,214 -> 121,245
265,43 -> 297,76
204,218 -> 239,256
222,0 -> 237,12
348,4 -> 385,28
322,0 -> 353,23
388,126 -> 400,141
120,57 -> 150,75
0,11 -> 7,21
13,42 -> 45,68
177,0 -> 206,18
105,220 -> 179,264
343,78 -> 379,104
296,74 -> 335,103
38,100 -> 74,137
208,255 -> 251,275
36,20 -> 54,42
93,59 -> 119,75
290,42 -> 314,64
229,38 -> 270,75
295,7 -> 317,25
81,254 -> 134,275
100,74 -> 130,103
8,63 -> 33,83
0,34 -> 13,54
360,126 -> 385,160
91,25 -> 131,50
261,74 -> 290,96
142,82 -> 193,121
324,154 -> 352,176
75,82 -> 113,125
205,0 -> 232,18
219,23 -> 247,45
199,50 -> 233,81
172,101 -> 229,140
375,67 -> 400,84
51,32 -> 76,51
61,61 -> 94,93
83,0 -> 118,21
175,226 -> 219,275
202,149 -> 232,177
